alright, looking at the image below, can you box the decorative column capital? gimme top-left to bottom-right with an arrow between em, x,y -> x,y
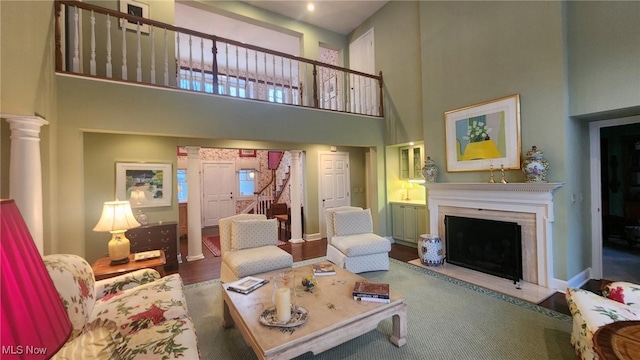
185,146 -> 200,157
3,114 -> 49,137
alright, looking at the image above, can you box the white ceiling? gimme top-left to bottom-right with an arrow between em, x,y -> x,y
242,1 -> 389,35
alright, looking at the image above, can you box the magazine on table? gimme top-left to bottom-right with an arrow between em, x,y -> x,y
312,262 -> 336,276
353,295 -> 391,304
352,281 -> 390,299
226,276 -> 269,294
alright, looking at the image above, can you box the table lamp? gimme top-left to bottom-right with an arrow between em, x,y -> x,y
93,200 -> 141,265
1,199 -> 72,359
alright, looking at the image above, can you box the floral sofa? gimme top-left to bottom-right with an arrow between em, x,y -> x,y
43,254 -> 200,359
565,281 -> 640,360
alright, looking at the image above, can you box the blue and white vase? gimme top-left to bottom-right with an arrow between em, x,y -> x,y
522,146 -> 550,183
418,234 -> 443,266
421,157 -> 438,183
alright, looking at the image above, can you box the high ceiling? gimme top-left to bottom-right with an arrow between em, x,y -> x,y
242,1 -> 389,35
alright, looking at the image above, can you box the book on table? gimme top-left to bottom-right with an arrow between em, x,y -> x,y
352,281 -> 390,299
312,262 -> 336,276
226,276 -> 269,294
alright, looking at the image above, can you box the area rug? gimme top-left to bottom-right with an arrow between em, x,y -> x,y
184,258 -> 574,360
203,235 -> 288,257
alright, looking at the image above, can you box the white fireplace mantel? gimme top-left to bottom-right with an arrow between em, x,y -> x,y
425,182 -> 564,289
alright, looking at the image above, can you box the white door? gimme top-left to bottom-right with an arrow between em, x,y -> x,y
318,152 -> 350,238
349,28 -> 376,115
202,161 -> 236,227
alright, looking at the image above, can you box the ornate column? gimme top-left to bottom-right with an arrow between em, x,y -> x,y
3,115 -> 49,255
289,150 -> 304,243
185,146 -> 204,261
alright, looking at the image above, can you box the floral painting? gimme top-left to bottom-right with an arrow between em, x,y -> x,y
445,95 -> 521,172
116,163 -> 172,208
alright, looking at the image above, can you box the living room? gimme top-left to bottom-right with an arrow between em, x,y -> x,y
1,1 -> 639,359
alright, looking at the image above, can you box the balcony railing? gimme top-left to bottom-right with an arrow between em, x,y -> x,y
55,0 -> 384,117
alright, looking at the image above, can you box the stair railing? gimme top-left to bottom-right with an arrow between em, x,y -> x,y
55,0 -> 384,117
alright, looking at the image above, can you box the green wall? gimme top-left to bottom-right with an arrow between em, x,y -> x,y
82,132 -> 370,263
349,1 -> 424,146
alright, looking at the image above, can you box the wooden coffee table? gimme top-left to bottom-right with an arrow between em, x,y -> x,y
222,265 -> 407,360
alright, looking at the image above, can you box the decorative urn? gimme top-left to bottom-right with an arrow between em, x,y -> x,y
421,157 -> 438,183
418,234 -> 443,266
522,146 -> 550,183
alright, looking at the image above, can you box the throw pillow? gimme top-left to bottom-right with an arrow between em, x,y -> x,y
231,219 -> 278,250
333,209 -> 373,236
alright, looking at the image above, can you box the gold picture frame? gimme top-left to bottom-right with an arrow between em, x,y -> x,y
444,94 -> 521,172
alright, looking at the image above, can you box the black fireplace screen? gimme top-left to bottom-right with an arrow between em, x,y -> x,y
445,215 -> 523,283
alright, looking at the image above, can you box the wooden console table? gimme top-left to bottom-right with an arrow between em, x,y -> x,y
593,320 -> 640,360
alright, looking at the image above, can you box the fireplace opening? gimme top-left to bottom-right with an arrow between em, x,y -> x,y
444,215 -> 523,283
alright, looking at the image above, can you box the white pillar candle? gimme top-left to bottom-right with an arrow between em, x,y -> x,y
275,287 -> 291,322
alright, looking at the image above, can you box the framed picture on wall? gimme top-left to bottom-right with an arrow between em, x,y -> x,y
116,162 -> 172,208
119,0 -> 150,34
444,94 -> 521,172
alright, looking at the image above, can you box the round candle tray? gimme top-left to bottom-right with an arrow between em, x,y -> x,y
259,305 -> 309,328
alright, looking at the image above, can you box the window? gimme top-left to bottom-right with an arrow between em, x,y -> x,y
238,170 -> 256,197
268,87 -> 284,103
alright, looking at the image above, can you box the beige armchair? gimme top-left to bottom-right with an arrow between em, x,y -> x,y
325,206 -> 391,273
218,214 -> 293,282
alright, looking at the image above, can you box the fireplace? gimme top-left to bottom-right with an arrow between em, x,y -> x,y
445,215 -> 522,283
426,182 -> 563,288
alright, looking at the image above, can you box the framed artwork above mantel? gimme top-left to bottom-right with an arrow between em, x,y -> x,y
444,94 -> 521,172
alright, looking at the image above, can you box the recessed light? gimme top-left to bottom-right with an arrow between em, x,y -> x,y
307,3 -> 315,12
409,142 -> 414,146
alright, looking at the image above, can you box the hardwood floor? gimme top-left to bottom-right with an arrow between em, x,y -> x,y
172,229 -> 600,317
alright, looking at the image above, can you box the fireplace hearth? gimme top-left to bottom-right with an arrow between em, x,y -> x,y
445,215 -> 522,283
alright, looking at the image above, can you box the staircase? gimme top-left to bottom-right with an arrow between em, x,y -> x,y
253,151 -> 291,215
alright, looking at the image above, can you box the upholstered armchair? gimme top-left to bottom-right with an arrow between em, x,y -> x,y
218,214 -> 293,282
325,206 -> 391,273
565,281 -> 640,360
43,254 -> 199,359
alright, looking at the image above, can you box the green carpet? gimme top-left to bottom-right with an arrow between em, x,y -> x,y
184,258 -> 574,359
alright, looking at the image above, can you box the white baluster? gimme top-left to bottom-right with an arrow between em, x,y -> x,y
200,38 -> 204,92
136,24 -> 142,82
176,33 -> 181,86
280,57 -> 284,103
164,29 -> 169,86
225,43 -> 229,95
272,55 -> 276,101
235,45 -> 239,96
244,48 -> 249,97
121,19 -> 127,80
188,35 -> 193,90
254,50 -> 259,100
150,26 -> 156,84
288,59 -> 293,105
90,10 -> 96,75
106,15 -> 112,78
73,7 -> 80,73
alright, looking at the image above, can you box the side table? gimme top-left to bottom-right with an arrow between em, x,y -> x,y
92,250 -> 166,281
593,320 -> 640,360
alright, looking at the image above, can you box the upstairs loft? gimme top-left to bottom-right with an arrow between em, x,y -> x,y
55,0 -> 384,119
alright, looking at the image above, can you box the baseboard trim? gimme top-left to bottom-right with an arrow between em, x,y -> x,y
304,233 -> 322,241
552,267 -> 591,293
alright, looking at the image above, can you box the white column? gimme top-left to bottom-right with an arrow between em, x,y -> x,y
3,115 -> 49,255
289,150 -> 304,243
186,146 -> 204,261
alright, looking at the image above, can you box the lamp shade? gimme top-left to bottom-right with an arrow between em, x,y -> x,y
93,200 -> 140,232
1,199 -> 72,359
